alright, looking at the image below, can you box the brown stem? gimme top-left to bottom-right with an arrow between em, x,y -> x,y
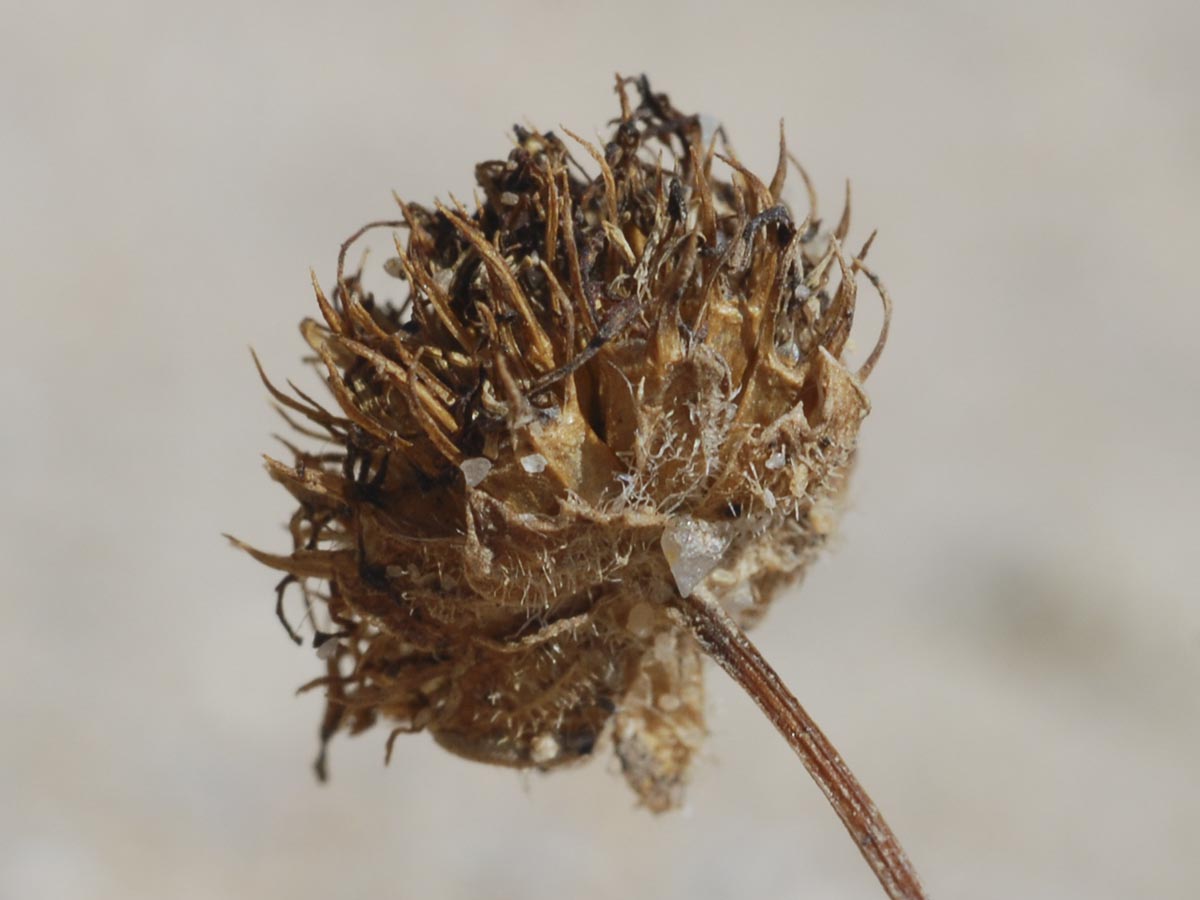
675,590 -> 927,900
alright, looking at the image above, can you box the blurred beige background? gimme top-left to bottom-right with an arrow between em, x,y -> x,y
3,1 -> 1198,898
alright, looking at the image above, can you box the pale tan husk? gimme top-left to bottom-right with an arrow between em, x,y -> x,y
234,75 -> 887,812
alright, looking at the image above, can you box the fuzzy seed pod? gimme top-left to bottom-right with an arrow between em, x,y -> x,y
232,76 -> 921,900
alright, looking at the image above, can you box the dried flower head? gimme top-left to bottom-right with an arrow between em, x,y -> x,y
232,76 -> 921,899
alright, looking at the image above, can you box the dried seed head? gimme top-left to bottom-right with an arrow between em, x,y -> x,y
233,75 -> 891,814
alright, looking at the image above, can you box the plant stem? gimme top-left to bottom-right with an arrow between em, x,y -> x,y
675,590 -> 927,900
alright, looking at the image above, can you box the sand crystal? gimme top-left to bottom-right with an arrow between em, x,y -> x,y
660,515 -> 731,597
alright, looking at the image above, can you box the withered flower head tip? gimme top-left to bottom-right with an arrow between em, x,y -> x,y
235,75 -> 921,900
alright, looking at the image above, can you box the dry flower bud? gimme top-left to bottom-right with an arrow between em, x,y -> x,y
231,75 -> 921,899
